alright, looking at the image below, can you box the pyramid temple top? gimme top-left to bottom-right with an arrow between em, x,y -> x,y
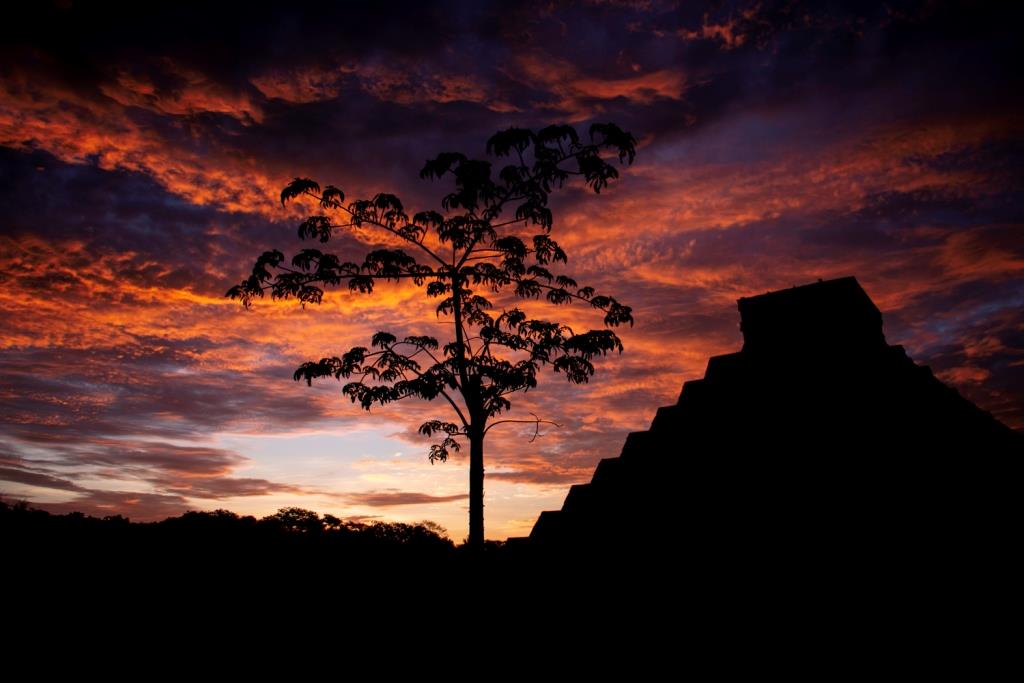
737,276 -> 887,355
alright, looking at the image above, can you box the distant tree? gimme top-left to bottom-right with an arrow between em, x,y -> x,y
322,513 -> 344,531
417,520 -> 450,541
228,124 -> 637,549
262,506 -> 323,534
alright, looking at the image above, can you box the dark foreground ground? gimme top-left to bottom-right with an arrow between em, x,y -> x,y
3,497 -> 1018,670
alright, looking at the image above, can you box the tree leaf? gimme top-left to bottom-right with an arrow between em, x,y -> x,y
281,178 -> 321,206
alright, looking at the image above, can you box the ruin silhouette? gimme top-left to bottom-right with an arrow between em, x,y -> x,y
525,277 -> 1021,567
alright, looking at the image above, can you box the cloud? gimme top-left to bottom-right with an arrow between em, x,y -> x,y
0,71 -> 286,216
507,52 -> 686,120
251,66 -> 351,104
0,0 -> 1020,538
487,467 -> 592,486
99,62 -> 264,123
677,14 -> 750,49
0,437 -> 318,523
29,490 -> 192,521
347,490 -> 468,507
355,62 -> 520,113
0,466 -> 84,492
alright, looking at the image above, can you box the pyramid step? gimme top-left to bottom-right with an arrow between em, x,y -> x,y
678,379 -> 708,406
704,352 -> 744,383
561,484 -> 594,514
529,510 -> 564,541
591,457 -> 622,485
650,404 -> 683,432
619,430 -> 655,460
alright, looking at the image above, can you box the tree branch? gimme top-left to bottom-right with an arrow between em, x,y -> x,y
383,342 -> 469,428
483,413 -> 562,442
301,189 -> 449,268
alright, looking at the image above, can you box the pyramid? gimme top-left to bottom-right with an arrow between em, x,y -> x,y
526,277 -> 1021,558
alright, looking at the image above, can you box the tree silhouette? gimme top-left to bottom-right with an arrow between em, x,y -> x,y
227,124 -> 637,549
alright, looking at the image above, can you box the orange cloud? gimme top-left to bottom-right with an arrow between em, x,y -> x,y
100,63 -> 264,123
937,366 -> 992,385
0,70 -> 284,216
252,61 -> 521,112
251,65 -> 354,103
507,52 -> 686,120
677,4 -> 764,49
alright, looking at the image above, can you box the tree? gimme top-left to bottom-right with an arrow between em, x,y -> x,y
227,123 -> 637,549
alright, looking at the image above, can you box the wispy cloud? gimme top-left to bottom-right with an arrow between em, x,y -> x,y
347,490 -> 469,507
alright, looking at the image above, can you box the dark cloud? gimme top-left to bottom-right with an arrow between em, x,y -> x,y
0,147 -> 297,296
5,2 -> 1020,134
0,465 -> 83,492
1,2 -> 463,81
29,490 -> 192,522
158,476 -> 307,499
0,339 -> 349,445
67,441 -> 246,477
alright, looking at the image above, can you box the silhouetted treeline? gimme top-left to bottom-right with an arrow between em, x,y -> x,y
1,499 -> 469,578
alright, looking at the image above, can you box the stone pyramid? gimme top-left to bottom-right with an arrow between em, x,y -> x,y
526,277 -> 1021,558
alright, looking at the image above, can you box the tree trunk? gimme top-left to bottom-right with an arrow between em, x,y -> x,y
468,428 -> 484,550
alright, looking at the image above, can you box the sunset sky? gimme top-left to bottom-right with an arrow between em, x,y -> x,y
1,0 -> 1021,540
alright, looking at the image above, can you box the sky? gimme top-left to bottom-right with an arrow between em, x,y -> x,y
1,0 -> 1021,540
